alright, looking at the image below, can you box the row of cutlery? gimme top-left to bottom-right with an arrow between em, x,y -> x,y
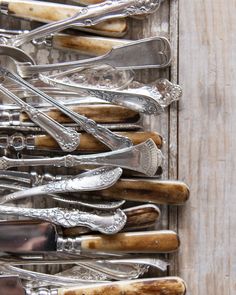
0,0 -> 187,294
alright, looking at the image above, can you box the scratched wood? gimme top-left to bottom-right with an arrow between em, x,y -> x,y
0,0 -> 180,280
178,0 -> 236,294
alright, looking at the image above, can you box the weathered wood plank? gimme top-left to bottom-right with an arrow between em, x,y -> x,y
178,0 -> 236,294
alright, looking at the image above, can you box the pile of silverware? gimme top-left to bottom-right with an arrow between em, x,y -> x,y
0,0 -> 188,294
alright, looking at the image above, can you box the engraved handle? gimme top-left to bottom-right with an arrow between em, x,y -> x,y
8,0 -> 161,47
0,139 -> 163,177
59,110 -> 133,150
0,206 -> 126,233
63,204 -> 160,236
57,277 -> 186,295
0,70 -> 80,152
79,230 -> 180,253
0,167 -> 122,203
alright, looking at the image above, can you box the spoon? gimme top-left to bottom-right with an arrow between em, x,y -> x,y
17,37 -> 172,75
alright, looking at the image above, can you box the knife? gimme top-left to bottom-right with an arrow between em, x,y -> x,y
0,170 -> 189,205
0,131 -> 162,152
0,275 -> 187,295
0,221 -> 180,254
0,0 -> 127,37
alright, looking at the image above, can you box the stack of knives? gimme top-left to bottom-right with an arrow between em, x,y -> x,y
0,0 -> 188,294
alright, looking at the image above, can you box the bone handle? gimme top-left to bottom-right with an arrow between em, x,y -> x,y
58,277 -> 187,295
1,0 -> 127,36
34,131 -> 163,152
80,230 -> 180,253
97,179 -> 190,205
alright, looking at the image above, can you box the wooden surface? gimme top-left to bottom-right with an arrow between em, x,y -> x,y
0,0 -> 234,293
178,1 -> 236,294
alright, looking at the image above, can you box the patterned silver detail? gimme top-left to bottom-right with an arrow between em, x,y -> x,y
156,79 -> 183,107
124,0 -> 161,16
5,0 -> 163,47
0,67 -> 80,152
0,205 -> 126,233
0,167 -> 122,203
0,139 -> 162,176
0,133 -> 35,151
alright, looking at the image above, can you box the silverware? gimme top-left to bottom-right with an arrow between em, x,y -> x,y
0,275 -> 187,295
17,37 -> 171,75
42,74 -> 181,115
0,2 -> 128,38
0,46 -> 181,115
0,67 -> 133,150
0,139 -> 162,176
0,29 -> 131,56
0,264 -> 108,286
0,166 -> 122,204
0,84 -> 80,152
1,0 -> 163,47
0,205 -> 126,234
0,221 -> 180,254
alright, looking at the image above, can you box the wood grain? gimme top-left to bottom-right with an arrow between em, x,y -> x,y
58,277 -> 187,295
81,230 -> 180,253
20,104 -> 140,124
178,0 -> 236,294
34,131 -> 163,152
93,179 -> 189,205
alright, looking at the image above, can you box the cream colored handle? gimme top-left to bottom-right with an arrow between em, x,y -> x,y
58,277 -> 187,295
4,0 -> 127,36
52,35 -> 129,55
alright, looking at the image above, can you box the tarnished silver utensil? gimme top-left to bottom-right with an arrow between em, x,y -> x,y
0,0 -> 164,47
0,66 -> 133,150
0,166 -> 122,204
0,83 -> 80,152
0,139 -> 162,176
0,206 -> 126,234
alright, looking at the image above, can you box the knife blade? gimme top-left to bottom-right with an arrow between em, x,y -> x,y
0,221 -> 180,254
0,0 -> 127,37
0,275 -> 187,295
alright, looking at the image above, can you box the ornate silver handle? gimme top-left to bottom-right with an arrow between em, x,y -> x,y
0,166 -> 122,203
8,0 -> 162,47
0,139 -> 163,176
1,65 -> 132,151
43,75 -> 182,115
0,69 -> 80,152
0,206 -> 126,233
